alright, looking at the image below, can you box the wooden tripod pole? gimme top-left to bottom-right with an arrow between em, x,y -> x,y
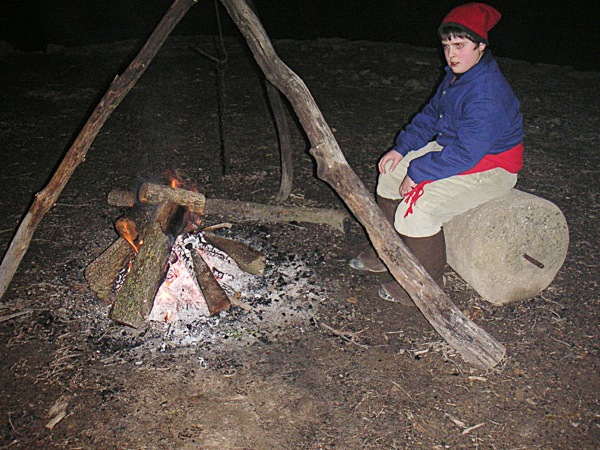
220,0 -> 506,369
0,0 -> 198,299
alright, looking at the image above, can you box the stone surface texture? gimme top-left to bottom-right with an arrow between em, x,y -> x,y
445,189 -> 569,305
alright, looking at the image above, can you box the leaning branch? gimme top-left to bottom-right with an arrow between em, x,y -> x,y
0,0 -> 198,299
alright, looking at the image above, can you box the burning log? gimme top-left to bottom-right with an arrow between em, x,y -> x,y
139,182 -> 205,213
85,203 -> 152,303
107,183 -> 350,233
109,201 -> 189,327
88,184 -> 270,325
84,238 -> 135,304
115,218 -> 142,252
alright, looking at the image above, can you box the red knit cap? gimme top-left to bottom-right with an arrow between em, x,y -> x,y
439,3 -> 501,45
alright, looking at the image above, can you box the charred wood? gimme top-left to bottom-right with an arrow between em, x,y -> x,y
203,232 -> 265,275
191,250 -> 231,315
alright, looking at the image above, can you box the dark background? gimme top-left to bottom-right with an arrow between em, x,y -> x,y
0,0 -> 598,71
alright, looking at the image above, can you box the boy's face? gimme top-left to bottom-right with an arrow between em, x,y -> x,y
442,36 -> 486,74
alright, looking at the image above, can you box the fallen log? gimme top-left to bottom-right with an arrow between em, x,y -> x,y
203,198 -> 349,233
107,185 -> 350,233
220,0 -> 505,369
0,0 -> 198,299
109,201 -> 189,327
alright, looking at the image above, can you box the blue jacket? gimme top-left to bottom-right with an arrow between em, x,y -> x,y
393,51 -> 523,183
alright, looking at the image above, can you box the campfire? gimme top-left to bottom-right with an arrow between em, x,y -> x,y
85,178 -> 348,328
85,178 -> 267,328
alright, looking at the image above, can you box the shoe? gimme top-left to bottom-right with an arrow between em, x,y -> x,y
378,281 -> 414,306
348,250 -> 387,272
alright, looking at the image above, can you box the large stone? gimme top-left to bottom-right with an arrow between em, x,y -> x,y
444,189 -> 569,305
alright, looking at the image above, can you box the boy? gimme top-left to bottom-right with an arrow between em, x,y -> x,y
350,3 -> 524,304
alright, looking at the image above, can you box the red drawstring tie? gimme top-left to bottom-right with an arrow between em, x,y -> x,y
403,180 -> 433,218
401,142 -> 524,218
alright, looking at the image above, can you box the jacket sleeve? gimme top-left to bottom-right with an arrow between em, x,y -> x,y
392,86 -> 443,156
407,97 -> 510,182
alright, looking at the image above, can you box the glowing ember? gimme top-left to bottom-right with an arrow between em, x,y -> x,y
148,233 -> 254,323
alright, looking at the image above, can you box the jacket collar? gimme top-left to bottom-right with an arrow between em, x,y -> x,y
444,50 -> 494,83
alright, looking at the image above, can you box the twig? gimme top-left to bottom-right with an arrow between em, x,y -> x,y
201,222 -> 233,232
54,203 -> 94,207
445,412 -> 467,428
0,310 -> 32,323
549,335 -> 573,347
462,422 -> 486,435
320,323 -> 369,349
229,294 -> 253,311
391,380 -> 415,402
193,46 -> 222,63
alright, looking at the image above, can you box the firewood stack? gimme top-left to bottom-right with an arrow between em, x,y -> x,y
85,181 -> 268,328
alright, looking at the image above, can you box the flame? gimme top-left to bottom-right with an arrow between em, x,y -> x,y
170,177 -> 182,189
123,233 -> 143,254
115,219 -> 143,254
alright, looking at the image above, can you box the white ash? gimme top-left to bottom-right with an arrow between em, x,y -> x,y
149,233 -> 255,323
106,231 -> 326,355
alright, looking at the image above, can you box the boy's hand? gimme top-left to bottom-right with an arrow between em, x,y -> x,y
378,150 -> 403,174
400,175 -> 416,197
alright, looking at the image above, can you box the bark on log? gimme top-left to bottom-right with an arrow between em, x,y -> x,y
86,204 -> 152,303
0,0 -> 198,299
203,198 -> 349,233
85,238 -> 135,304
191,250 -> 231,315
108,190 -> 137,208
220,0 -> 505,369
107,186 -> 350,233
203,232 -> 266,275
139,182 -> 206,213
109,201 -> 188,327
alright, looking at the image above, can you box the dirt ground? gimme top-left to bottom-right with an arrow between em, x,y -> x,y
1,35 -> 598,449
